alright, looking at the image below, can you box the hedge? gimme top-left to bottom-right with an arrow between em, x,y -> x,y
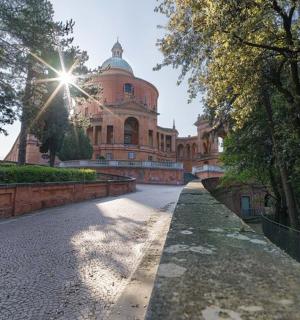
0,162 -> 16,167
0,165 -> 96,184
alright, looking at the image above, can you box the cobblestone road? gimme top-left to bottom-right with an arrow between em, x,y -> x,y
0,184 -> 182,320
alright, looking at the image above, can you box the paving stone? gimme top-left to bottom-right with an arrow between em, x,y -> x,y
0,185 -> 182,320
147,181 -> 300,320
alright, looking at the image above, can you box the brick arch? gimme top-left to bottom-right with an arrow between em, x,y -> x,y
202,131 -> 212,154
124,117 -> 139,145
185,144 -> 191,159
177,144 -> 184,159
192,143 -> 198,159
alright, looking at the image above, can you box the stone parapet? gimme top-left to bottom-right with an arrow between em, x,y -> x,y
58,161 -> 184,185
146,181 -> 300,320
0,177 -> 136,219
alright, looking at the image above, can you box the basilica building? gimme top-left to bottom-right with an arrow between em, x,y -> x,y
5,41 -> 221,173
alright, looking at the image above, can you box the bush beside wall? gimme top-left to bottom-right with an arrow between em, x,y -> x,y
0,166 -> 96,184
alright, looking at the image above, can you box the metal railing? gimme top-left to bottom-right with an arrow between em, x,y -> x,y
262,213 -> 300,262
59,160 -> 184,170
192,165 -> 225,175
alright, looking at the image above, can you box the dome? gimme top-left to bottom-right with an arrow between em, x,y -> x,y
101,40 -> 134,75
101,57 -> 133,74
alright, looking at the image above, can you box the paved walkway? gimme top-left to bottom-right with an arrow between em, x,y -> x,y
0,184 -> 182,320
147,182 -> 300,320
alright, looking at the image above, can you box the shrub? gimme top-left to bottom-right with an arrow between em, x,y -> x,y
0,165 -> 96,184
58,126 -> 93,161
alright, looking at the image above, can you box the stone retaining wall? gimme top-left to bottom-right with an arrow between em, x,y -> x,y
146,181 -> 300,320
202,177 -> 266,216
0,178 -> 136,219
94,167 -> 183,185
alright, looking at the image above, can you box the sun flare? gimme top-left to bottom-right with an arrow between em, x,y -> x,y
28,48 -> 116,129
58,71 -> 73,85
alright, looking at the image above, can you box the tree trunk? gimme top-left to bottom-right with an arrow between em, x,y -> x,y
17,118 -> 28,165
280,6 -> 300,99
49,150 -> 55,167
262,89 -> 300,229
268,161 -> 283,222
18,59 -> 34,165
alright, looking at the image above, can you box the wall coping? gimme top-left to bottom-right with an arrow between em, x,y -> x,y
192,164 -> 225,174
0,177 -> 136,189
146,181 -> 300,319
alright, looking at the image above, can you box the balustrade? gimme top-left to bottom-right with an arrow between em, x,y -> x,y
59,160 -> 183,169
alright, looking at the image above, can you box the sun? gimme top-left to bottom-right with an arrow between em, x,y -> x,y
29,48 -> 113,128
58,71 -> 73,85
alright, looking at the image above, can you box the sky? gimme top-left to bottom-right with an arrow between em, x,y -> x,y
0,0 -> 203,160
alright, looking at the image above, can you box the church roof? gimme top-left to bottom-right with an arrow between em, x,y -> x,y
112,40 -> 122,51
101,40 -> 133,75
101,57 -> 133,74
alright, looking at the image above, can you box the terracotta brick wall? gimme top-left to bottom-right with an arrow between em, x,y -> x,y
93,167 -> 184,185
0,179 -> 136,219
202,177 -> 266,216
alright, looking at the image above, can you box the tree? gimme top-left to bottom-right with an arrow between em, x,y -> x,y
155,1 -> 300,110
0,83 -> 18,135
30,44 -> 93,167
0,36 -> 20,135
155,0 -> 300,228
0,4 -> 23,134
58,126 -> 93,161
221,104 -> 288,224
0,0 -> 73,164
36,87 -> 68,166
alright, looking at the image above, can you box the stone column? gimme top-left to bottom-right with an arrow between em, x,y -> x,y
171,135 -> 176,153
164,135 -> 166,152
119,121 -> 124,145
92,126 -> 97,145
102,123 -> 107,144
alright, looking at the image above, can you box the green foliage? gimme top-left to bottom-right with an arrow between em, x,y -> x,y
28,42 -> 92,166
0,165 -> 96,184
0,0 -> 74,163
156,1 -> 300,124
292,161 -> 300,200
0,0 -> 73,130
219,169 -> 257,188
58,126 -> 93,161
157,0 -> 300,227
1,1 -> 101,165
32,84 -> 69,167
220,106 -> 273,186
0,80 -> 19,135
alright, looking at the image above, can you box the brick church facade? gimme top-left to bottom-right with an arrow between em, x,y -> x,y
5,41 -> 221,172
